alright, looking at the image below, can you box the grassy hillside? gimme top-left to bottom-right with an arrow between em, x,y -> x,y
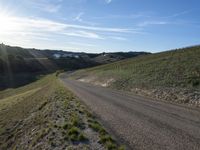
0,44 -> 99,74
72,46 -> 200,106
0,44 -> 148,89
0,74 -> 124,150
0,44 -> 149,74
0,44 -> 99,89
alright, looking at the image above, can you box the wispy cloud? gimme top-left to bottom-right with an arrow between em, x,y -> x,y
44,4 -> 61,13
109,36 -> 127,41
73,12 -> 98,25
74,12 -> 84,22
105,0 -> 112,4
63,30 -> 104,39
65,24 -> 137,33
1,15 -> 136,34
136,11 -> 191,27
0,14 -> 139,49
92,12 -> 151,20
138,21 -> 168,27
162,10 -> 191,19
28,0 -> 62,13
134,10 -> 192,28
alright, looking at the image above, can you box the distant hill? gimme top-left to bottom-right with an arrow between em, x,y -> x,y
0,44 -> 149,89
71,45 -> 200,106
92,52 -> 148,64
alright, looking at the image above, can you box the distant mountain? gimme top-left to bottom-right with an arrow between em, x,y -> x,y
0,44 -> 149,89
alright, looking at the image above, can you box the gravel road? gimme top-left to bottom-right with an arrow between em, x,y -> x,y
60,75 -> 200,150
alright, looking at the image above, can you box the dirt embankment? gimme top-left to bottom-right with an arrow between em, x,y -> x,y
132,87 -> 200,107
77,76 -> 200,107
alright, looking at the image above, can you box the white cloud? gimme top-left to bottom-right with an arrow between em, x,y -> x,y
73,12 -> 99,26
65,24 -> 135,33
0,10 -> 137,41
28,0 -> 62,13
0,16 -> 66,34
163,10 -> 190,19
138,21 -> 168,27
109,36 -> 127,41
74,12 -> 84,22
0,14 -> 141,50
93,14 -> 149,20
105,0 -> 112,4
44,4 -> 61,13
63,30 -> 104,39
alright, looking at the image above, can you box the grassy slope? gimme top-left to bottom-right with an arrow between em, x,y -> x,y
0,74 -> 124,150
72,46 -> 200,105
0,44 -> 98,90
0,44 -> 148,90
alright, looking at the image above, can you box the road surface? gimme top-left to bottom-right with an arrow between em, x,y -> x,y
60,75 -> 200,150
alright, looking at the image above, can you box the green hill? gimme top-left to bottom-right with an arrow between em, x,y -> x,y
72,46 -> 200,106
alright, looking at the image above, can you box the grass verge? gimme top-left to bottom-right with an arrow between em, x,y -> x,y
0,73 -> 125,150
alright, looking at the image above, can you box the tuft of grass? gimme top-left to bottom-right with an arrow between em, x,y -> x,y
106,141 -> 117,150
89,121 -> 101,131
88,121 -> 107,135
87,117 -> 124,149
118,145 -> 126,150
68,127 -> 80,136
67,126 -> 80,142
99,134 -> 118,150
78,133 -> 88,141
71,114 -> 80,127
99,135 -> 114,144
67,127 -> 88,142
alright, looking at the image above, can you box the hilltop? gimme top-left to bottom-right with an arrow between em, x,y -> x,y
71,46 -> 200,106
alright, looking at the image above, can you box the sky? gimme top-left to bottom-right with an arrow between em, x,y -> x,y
0,0 -> 199,53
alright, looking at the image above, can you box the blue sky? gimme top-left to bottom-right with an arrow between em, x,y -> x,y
0,0 -> 199,53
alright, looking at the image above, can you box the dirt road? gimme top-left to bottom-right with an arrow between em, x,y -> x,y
60,75 -> 200,150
